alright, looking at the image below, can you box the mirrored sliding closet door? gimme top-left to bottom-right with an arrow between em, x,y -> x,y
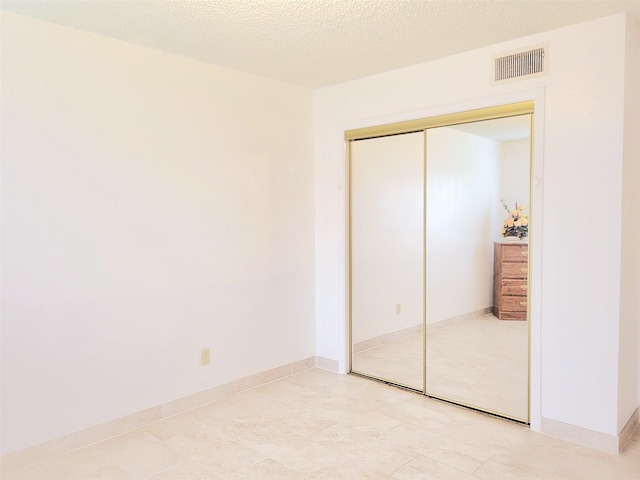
349,104 -> 532,423
350,132 -> 425,391
424,115 -> 531,422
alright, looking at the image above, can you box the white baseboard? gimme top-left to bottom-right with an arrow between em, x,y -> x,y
353,324 -> 422,353
619,406 -> 640,452
426,307 -> 493,333
316,356 -> 340,372
352,307 -> 493,354
540,406 -> 639,454
1,356 -> 333,474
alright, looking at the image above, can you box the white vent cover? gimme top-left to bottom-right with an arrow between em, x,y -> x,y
492,44 -> 548,84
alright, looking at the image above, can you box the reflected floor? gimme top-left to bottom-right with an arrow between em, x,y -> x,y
352,313 -> 528,420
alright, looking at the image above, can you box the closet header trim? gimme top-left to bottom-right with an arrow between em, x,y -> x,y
344,101 -> 534,141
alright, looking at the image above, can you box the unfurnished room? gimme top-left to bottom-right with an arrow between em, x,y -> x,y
1,1 -> 640,479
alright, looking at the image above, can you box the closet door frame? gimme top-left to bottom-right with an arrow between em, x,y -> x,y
347,101 -> 535,423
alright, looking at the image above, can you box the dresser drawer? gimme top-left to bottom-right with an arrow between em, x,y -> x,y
502,262 -> 529,278
494,241 -> 529,321
501,279 -> 528,295
500,296 -> 528,312
501,245 -> 528,262
496,309 -> 527,321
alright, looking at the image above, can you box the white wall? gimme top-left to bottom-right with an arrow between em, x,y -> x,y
499,139 -> 531,239
0,13 -> 315,454
426,127 -> 499,323
314,14 -> 630,438
618,14 -> 640,432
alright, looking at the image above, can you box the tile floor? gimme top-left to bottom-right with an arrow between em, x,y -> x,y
3,368 -> 639,479
352,313 -> 528,420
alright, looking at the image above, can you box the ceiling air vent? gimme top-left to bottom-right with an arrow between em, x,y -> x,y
492,43 -> 548,84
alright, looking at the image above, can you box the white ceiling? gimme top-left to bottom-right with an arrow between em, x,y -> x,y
2,0 -> 639,88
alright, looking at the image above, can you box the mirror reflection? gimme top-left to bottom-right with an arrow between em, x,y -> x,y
350,132 -> 424,391
425,116 -> 530,421
350,113 -> 531,421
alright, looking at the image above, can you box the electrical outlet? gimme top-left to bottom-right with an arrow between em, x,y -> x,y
200,348 -> 210,366
396,304 -> 401,315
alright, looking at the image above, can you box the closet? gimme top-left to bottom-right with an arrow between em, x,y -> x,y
349,103 -> 532,422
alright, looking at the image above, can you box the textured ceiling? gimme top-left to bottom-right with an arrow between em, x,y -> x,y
2,0 -> 639,88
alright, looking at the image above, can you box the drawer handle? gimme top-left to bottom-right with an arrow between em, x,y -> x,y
520,284 -> 528,291
520,301 -> 527,306
520,267 -> 528,274
521,251 -> 528,257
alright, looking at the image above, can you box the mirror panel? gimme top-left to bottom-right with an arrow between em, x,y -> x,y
350,132 -> 424,391
425,116 -> 530,421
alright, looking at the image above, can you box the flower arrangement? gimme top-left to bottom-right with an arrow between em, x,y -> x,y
501,200 -> 528,239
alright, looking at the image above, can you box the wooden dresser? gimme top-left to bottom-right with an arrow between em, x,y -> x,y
493,241 -> 528,320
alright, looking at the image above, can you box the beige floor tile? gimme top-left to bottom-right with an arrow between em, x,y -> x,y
380,423 -> 493,473
144,414 -> 205,441
552,449 -> 640,480
272,440 -> 343,472
253,377 -> 330,411
447,413 -> 528,452
498,428 -> 602,471
356,378 -> 421,403
236,423 -> 341,472
374,394 -> 471,434
223,391 -> 309,420
391,454 -> 477,479
235,420 -> 308,446
166,426 -> 264,477
313,456 -> 395,479
223,458 -> 312,480
307,381 -> 403,414
144,460 -> 222,480
252,377 -> 313,399
475,428 -> 640,480
472,454 -> 565,480
183,400 -> 254,428
1,446 -> 133,480
206,414 -> 280,439
278,410 -> 337,438
283,367 -> 344,388
304,372 -> 377,399
95,430 -> 186,479
311,423 -> 417,474
310,402 -> 400,436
